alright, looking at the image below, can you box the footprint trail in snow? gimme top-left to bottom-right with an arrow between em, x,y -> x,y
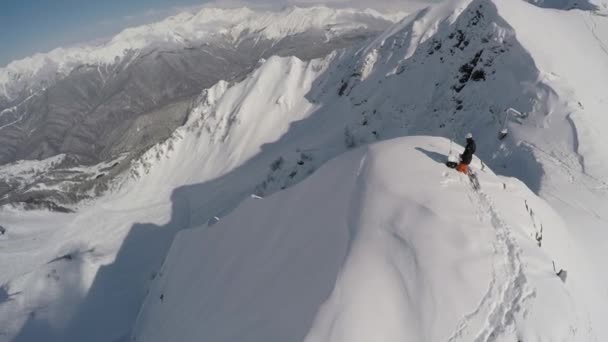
448,173 -> 534,342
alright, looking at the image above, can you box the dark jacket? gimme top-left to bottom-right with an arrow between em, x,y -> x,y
460,138 -> 476,165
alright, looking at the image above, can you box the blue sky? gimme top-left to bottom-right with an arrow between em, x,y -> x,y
0,0 -> 208,66
0,0 -> 428,67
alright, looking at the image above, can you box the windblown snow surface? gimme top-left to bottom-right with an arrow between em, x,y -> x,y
1,0 -> 608,341
132,137 -> 592,342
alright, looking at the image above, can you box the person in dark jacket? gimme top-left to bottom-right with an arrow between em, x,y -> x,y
457,133 -> 476,173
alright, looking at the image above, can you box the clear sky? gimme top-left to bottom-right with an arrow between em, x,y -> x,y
0,0 -> 434,67
0,0 -> 209,67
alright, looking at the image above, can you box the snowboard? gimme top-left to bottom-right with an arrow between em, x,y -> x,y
446,153 -> 480,189
446,152 -> 458,169
446,161 -> 458,168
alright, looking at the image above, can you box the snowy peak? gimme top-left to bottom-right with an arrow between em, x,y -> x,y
0,6 -> 401,101
107,6 -> 396,49
132,137 -> 592,342
341,0 -> 608,179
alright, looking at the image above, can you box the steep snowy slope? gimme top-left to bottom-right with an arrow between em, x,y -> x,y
0,55 -> 332,342
0,6 -> 399,209
2,0 -> 608,341
133,137 -> 593,342
0,6 -> 400,176
127,0 -> 608,338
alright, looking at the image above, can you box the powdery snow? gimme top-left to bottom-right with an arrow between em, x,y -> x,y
132,137 -> 593,342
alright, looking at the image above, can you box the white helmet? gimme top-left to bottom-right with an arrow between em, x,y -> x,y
465,133 -> 473,139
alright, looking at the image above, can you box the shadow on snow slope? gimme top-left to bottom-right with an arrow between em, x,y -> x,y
12,0 -> 555,340
10,60 -> 351,342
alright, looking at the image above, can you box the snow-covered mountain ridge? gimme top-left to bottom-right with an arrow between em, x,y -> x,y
0,6 -> 401,102
133,137 -> 593,342
2,0 -> 608,341
0,5 -> 398,204
128,0 -> 608,339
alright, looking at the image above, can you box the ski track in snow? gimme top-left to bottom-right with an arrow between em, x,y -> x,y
448,173 -> 534,342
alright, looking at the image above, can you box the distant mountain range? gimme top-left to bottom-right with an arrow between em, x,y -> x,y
0,6 -> 400,166
0,6 -> 400,208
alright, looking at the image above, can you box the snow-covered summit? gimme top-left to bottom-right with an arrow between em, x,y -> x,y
132,137 -> 593,342
0,6 -> 402,101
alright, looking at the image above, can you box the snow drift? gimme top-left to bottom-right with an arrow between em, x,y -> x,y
132,137 -> 592,342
